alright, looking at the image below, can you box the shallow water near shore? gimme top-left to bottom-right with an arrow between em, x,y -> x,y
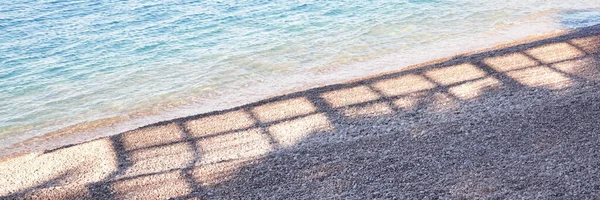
1,1 -> 600,150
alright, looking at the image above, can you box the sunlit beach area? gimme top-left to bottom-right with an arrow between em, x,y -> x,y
1,1 -> 600,199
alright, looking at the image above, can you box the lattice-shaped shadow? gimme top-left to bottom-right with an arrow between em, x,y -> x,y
1,25 -> 600,199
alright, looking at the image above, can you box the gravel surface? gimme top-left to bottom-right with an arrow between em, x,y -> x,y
1,25 -> 600,200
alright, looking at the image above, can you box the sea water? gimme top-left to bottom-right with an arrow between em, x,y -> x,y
1,0 -> 600,150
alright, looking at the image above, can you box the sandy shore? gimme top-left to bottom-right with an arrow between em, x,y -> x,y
1,24 -> 600,199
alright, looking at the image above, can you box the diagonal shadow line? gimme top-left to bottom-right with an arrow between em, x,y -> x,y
565,40 -> 594,55
416,71 -> 465,103
364,84 -> 403,113
363,70 -> 451,114
244,108 -> 280,149
127,76 -> 481,153
86,134 -> 131,200
520,51 -> 590,83
542,54 -> 600,65
471,59 -> 524,88
127,74 -> 500,155
305,92 -> 345,132
177,122 -> 204,197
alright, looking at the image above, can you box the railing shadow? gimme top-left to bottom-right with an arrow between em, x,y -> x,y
1,24 -> 600,199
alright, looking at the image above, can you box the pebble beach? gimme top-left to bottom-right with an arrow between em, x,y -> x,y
1,24 -> 600,199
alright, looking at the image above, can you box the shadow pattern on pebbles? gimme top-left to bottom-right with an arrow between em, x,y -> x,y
1,25 -> 600,199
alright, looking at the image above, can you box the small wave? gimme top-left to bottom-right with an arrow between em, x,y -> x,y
1,0 -> 599,151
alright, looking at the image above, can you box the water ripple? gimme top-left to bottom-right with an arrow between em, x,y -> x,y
0,0 -> 599,146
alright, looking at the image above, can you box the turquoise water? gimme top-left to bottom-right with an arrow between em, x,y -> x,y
1,1 -> 600,148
